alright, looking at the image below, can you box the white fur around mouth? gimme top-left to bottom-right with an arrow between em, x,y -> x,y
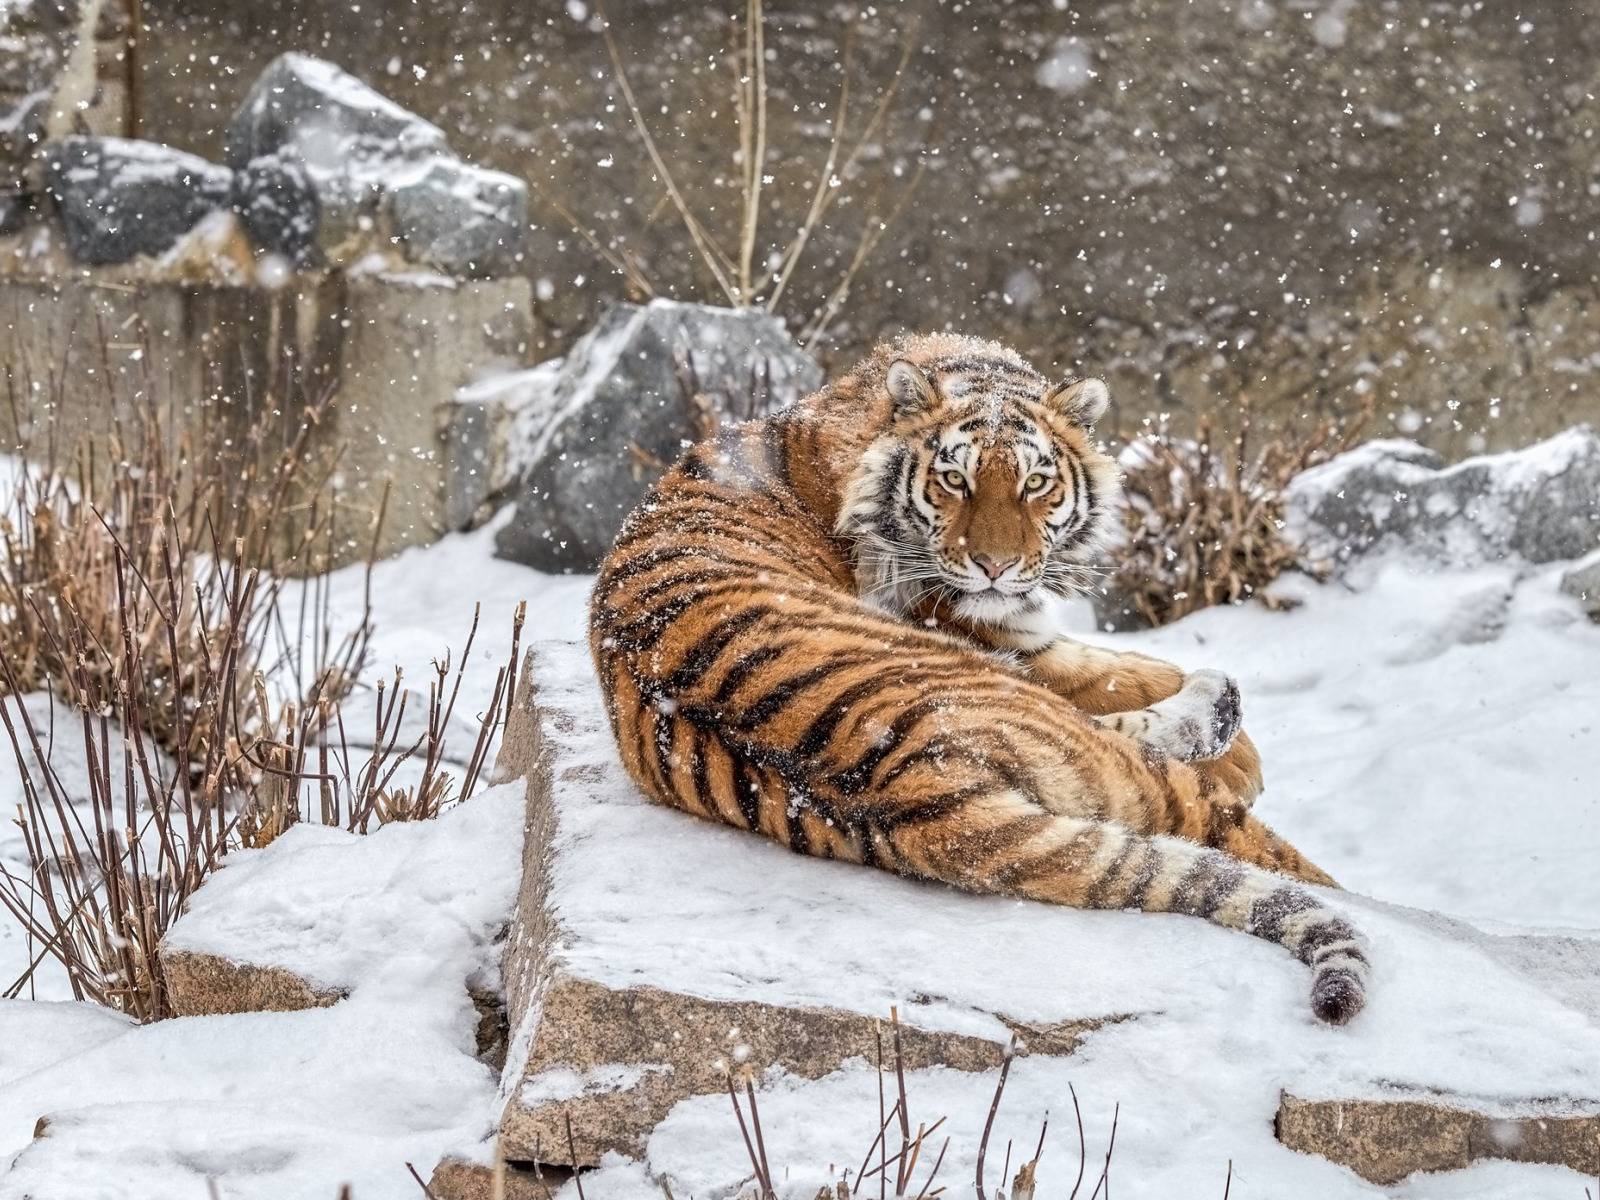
951,588 -> 1034,621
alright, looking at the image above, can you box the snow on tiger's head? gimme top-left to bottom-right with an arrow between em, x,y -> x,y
836,336 -> 1120,624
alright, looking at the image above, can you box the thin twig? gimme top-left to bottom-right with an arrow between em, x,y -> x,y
405,1162 -> 441,1199
974,1036 -> 1017,1200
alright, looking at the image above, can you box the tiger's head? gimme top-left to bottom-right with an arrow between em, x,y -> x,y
837,341 -> 1119,639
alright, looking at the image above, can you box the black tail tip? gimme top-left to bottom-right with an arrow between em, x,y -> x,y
1311,968 -> 1366,1025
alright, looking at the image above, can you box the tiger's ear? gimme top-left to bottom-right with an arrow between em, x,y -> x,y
886,359 -> 939,416
1046,377 -> 1110,428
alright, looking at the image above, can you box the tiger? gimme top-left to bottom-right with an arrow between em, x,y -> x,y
589,332 -> 1368,1024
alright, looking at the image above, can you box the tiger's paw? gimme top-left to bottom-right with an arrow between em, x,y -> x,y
1147,669 -> 1242,762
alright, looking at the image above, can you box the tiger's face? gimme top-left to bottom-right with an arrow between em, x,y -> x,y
839,352 -> 1120,631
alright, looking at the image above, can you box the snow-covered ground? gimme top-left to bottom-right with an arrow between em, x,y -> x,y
2,514 -> 1598,1198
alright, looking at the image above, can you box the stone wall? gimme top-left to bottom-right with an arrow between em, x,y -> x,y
0,261 -> 533,562
125,0 -> 1600,457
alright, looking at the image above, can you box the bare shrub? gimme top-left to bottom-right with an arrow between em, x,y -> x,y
714,1010 -> 1109,1200
1105,399 -> 1372,628
0,352 -> 525,1017
541,0 -> 932,346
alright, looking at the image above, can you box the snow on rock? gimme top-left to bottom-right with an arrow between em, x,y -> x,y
224,52 -> 449,173
0,785 -> 526,1199
445,358 -> 566,532
43,136 -> 233,264
500,639 -> 1600,1199
493,299 -> 821,573
1286,426 -> 1600,570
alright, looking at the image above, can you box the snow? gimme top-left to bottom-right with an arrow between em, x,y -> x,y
1107,558 -> 1600,931
1035,39 -> 1095,95
3,510 -> 1599,1197
0,784 -> 526,1199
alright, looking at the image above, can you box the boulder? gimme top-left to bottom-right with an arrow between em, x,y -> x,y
224,52 -> 451,263
391,157 -> 528,278
230,152 -> 319,266
1561,549 -> 1600,621
493,299 -> 821,573
224,51 -> 449,173
1286,426 -> 1600,570
44,136 -> 233,264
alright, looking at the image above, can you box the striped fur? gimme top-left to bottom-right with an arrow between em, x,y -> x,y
589,334 -> 1368,1024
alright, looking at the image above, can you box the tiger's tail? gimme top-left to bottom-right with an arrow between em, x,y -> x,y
883,796 -> 1369,1024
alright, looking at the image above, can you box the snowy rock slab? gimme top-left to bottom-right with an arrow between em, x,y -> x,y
392,157 -> 528,278
493,299 -> 821,573
492,642 -> 1112,1167
1286,426 -> 1600,569
495,641 -> 1600,1192
44,136 -> 233,264
1277,1092 -> 1600,1185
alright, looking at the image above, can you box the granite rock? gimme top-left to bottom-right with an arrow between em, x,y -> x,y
230,151 -> 319,265
493,299 -> 821,572
224,52 -> 450,262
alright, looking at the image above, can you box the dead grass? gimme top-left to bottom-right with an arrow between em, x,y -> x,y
1105,399 -> 1372,628
0,342 -> 524,1018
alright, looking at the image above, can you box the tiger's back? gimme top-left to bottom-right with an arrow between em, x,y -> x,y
589,335 -> 1369,1024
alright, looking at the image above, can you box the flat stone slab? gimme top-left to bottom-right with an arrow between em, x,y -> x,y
493,642 -> 1600,1189
164,949 -> 344,1016
1278,1092 -> 1600,1185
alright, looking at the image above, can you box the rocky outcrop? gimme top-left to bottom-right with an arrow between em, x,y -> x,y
1285,427 -> 1600,570
492,300 -> 820,573
15,50 -> 528,274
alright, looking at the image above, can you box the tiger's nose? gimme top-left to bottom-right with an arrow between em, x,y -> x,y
972,554 -> 1018,581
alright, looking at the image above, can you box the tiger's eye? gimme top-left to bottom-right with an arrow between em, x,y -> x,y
1024,472 -> 1047,492
942,469 -> 966,490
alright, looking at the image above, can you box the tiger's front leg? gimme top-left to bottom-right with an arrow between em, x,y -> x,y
1021,637 -> 1265,807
